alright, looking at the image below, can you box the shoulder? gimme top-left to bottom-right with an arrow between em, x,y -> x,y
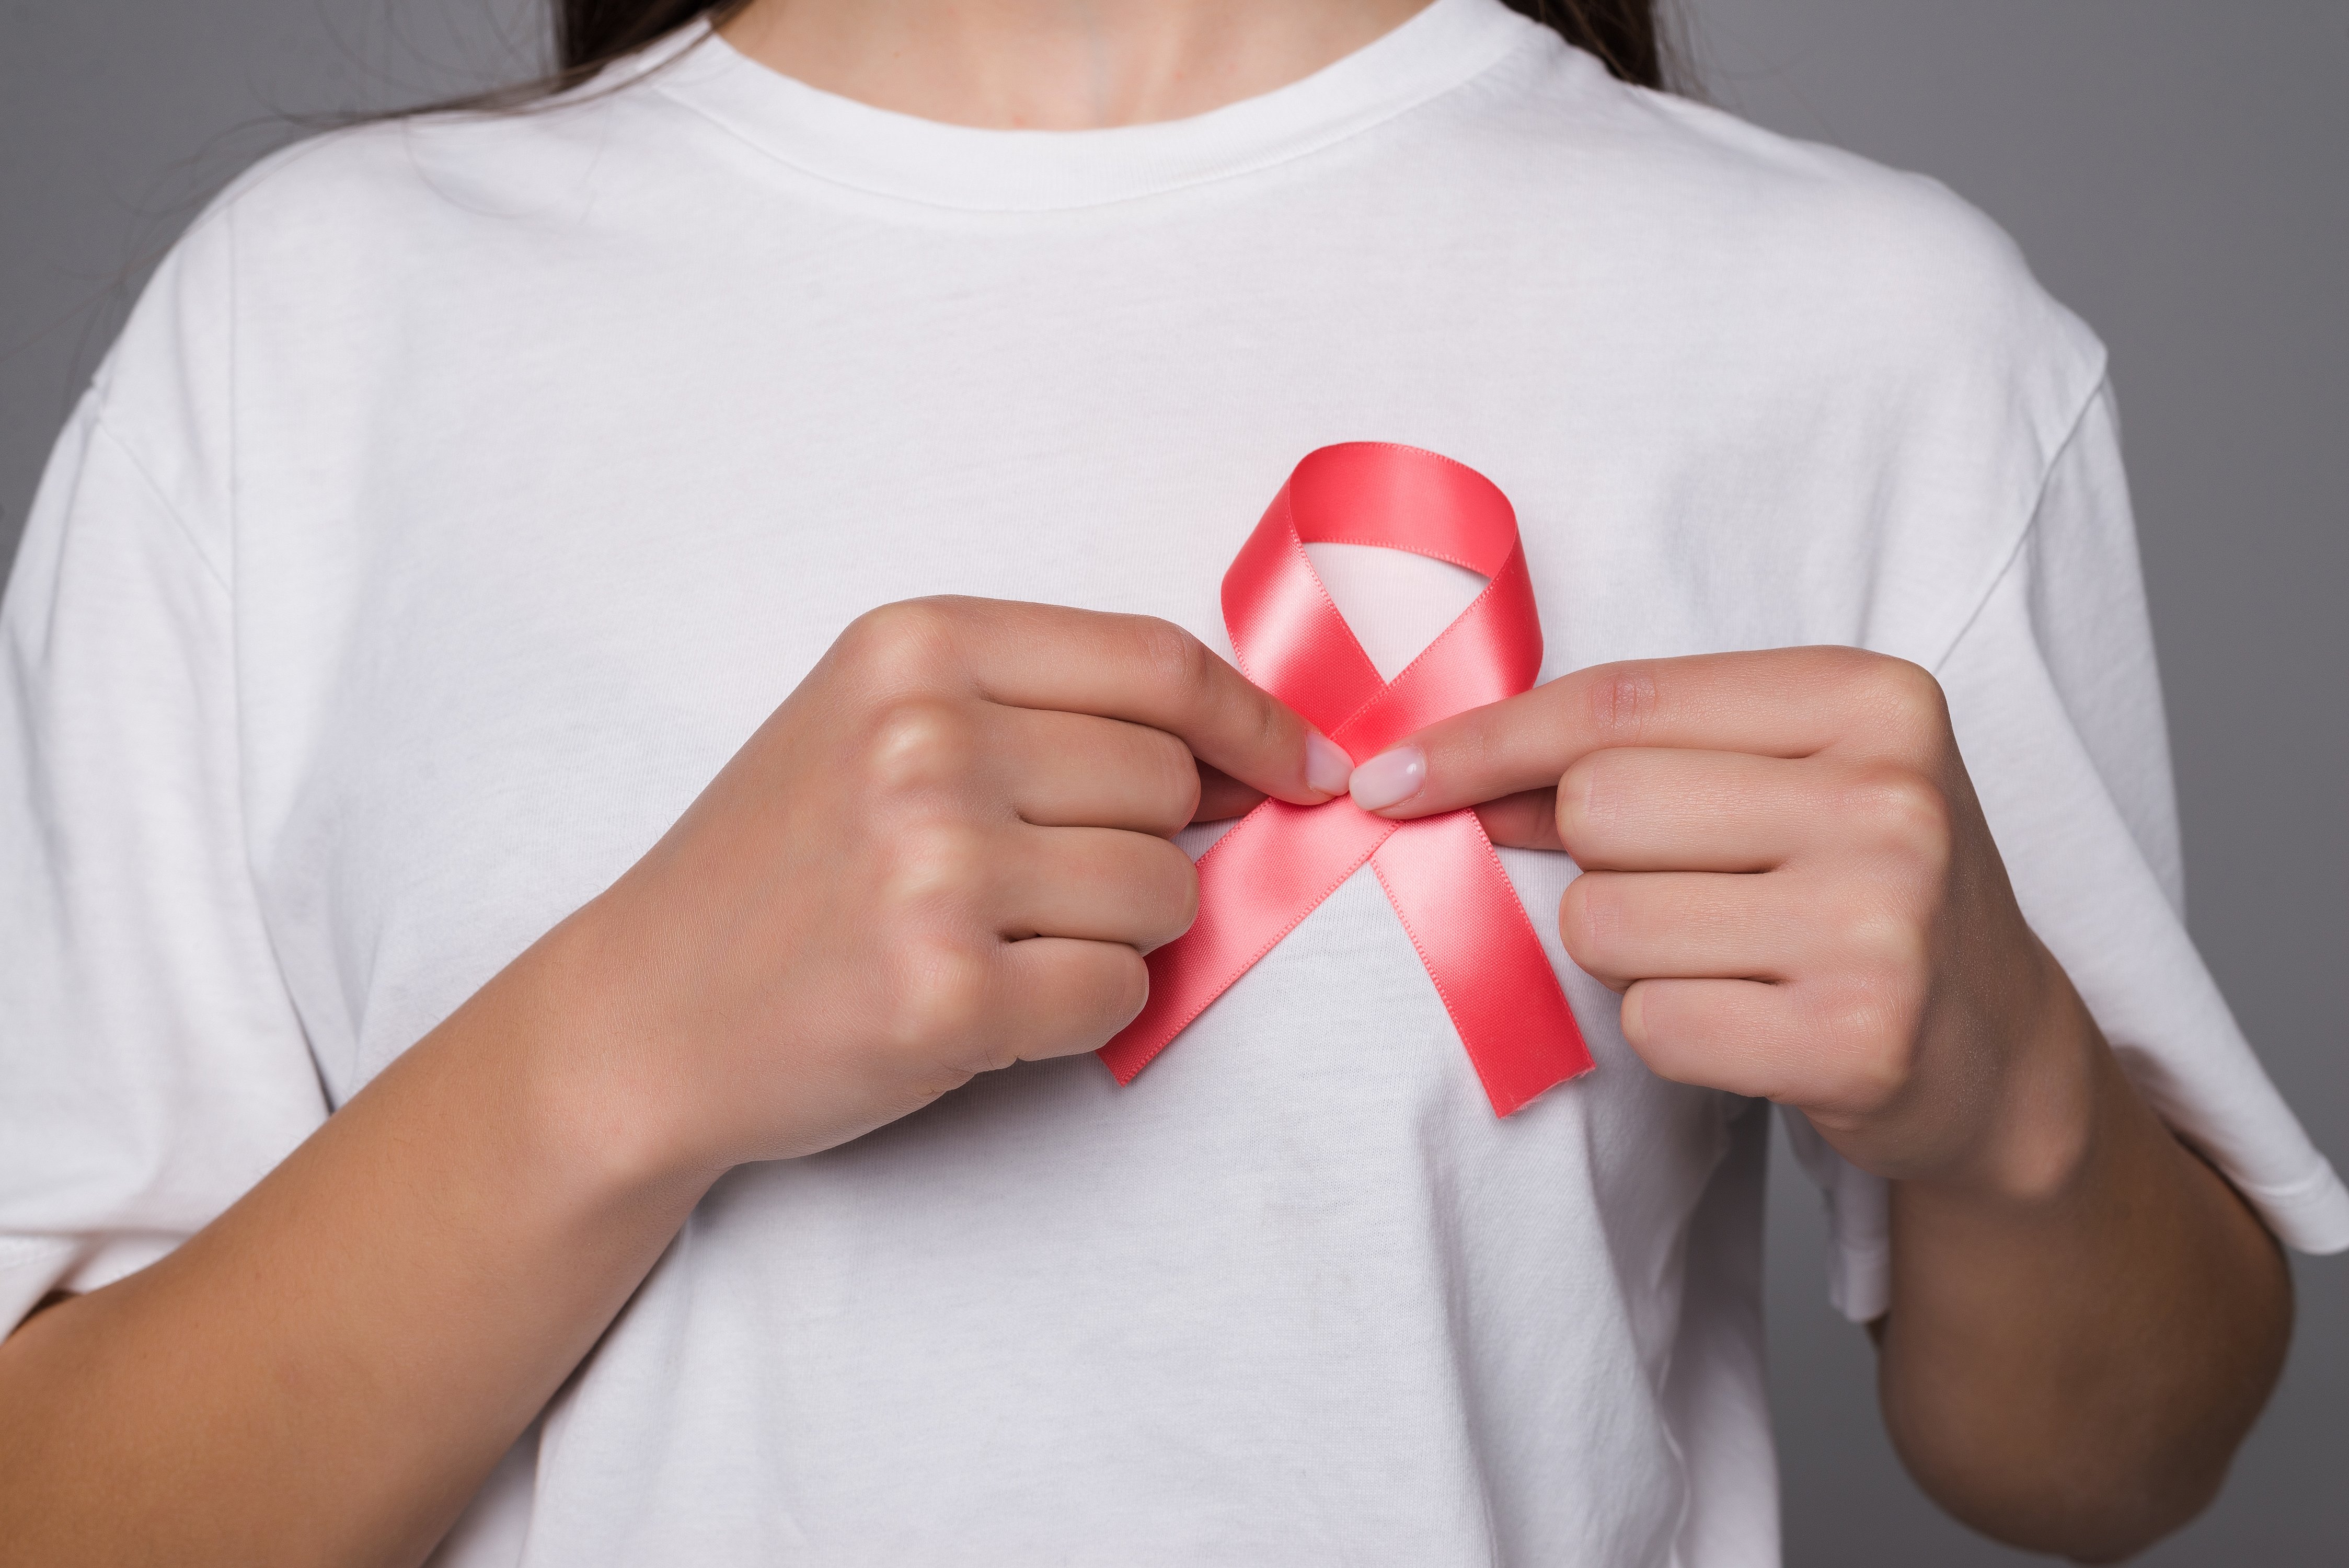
1469,36 -> 2056,319
1651,88 -> 2101,391
1450,38 -> 2106,451
121,15 -> 734,331
186,84 -> 652,275
1419,35 -> 2121,661
83,68 -> 679,544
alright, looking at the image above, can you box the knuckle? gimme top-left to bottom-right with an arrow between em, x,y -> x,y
1554,753 -> 1616,849
837,598 -> 963,688
1122,838 -> 1200,949
886,936 -> 994,1055
1807,979 -> 1921,1113
1557,874 -> 1609,966
1145,730 -> 1204,831
859,696 -> 978,795
1585,663 -> 1660,744
1157,847 -> 1202,940
1118,943 -> 1156,1028
1133,616 -> 1215,707
1136,617 -> 1280,756
1830,894 -> 1932,981
1013,944 -> 1149,1063
1100,944 -> 1152,1029
1856,656 -> 1950,752
885,817 -> 991,909
1842,763 -> 1953,873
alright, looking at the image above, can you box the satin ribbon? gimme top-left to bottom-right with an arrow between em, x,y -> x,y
1099,443 -> 1593,1115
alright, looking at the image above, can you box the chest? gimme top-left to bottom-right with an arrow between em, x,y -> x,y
228,287 -> 1885,1089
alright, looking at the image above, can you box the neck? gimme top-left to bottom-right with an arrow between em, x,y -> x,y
719,0 -> 1436,129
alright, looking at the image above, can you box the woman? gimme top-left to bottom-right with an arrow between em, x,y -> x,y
1,1 -> 2341,1563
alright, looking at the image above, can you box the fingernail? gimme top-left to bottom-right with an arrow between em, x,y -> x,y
1304,732 -> 1354,797
1349,747 -> 1425,812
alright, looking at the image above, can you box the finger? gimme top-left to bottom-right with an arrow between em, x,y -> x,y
987,937 -> 1152,1062
995,824 -> 1198,951
1616,977 -> 1793,1099
1621,975 -> 1902,1115
1475,788 -> 1563,851
1559,870 -> 1813,989
995,708 -> 1201,835
1348,647 -> 1949,819
857,598 -> 1353,806
1555,750 -> 1822,872
1192,762 -> 1266,825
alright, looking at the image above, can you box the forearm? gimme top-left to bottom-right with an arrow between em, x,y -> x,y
0,598 -> 1333,1562
1364,650 -> 2301,1557
0,916 -> 711,1568
1878,969 -> 2292,1562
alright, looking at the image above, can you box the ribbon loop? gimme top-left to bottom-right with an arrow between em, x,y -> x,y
1100,443 -> 1593,1116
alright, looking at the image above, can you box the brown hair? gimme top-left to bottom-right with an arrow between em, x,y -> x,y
547,0 -> 1671,96
1494,1 -> 1667,90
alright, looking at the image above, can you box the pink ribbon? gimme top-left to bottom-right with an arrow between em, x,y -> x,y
1100,443 -> 1593,1115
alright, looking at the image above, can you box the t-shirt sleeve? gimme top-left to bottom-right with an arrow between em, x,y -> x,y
0,271 -> 328,1333
1792,379 -> 2349,1323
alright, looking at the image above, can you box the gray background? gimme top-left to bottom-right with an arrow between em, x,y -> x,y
2,2 -> 2341,1561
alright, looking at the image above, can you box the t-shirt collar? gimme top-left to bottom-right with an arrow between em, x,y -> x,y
643,0 -> 1538,212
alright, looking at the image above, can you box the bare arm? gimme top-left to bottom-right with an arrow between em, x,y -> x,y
1354,647 -> 2292,1560
0,947 -> 706,1568
1877,981 -> 2289,1561
0,598 -> 1350,1568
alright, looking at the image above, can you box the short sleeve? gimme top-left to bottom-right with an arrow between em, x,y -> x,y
0,258 -> 328,1332
1794,381 -> 2349,1323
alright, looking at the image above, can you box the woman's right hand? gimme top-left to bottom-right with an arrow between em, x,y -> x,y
536,596 -> 1353,1180
0,597 -> 1347,1568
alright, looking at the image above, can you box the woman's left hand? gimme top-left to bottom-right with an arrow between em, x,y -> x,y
1345,646 -> 2093,1197
1351,647 -> 2293,1560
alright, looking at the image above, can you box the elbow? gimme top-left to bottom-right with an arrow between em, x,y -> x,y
1881,1256 -> 2294,1564
2038,1462 -> 2229,1565
1901,1435 -> 2231,1565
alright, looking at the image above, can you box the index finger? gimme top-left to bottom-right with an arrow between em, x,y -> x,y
1348,646 -> 1949,818
860,597 -> 1354,808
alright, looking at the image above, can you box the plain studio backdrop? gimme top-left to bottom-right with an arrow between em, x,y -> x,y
2,3 -> 2342,1562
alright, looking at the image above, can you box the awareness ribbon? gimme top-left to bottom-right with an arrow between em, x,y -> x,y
1099,443 -> 1594,1115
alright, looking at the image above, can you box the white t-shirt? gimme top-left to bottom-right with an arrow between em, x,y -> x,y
4,2 -> 2343,1562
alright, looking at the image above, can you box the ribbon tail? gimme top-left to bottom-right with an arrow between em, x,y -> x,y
1100,797 -> 1396,1086
1369,813 -> 1594,1117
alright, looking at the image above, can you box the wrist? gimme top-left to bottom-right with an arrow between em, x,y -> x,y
1921,943 -> 2109,1210
478,900 -> 734,1217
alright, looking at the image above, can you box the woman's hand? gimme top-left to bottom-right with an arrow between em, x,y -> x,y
1345,645 -> 2292,1557
537,596 -> 1353,1182
0,595 -> 1349,1568
1345,645 -> 2082,1193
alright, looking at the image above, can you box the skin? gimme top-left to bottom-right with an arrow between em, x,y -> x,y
0,599 -> 1354,1566
0,4 -> 2290,1564
718,0 -> 1434,129
1349,649 -> 2292,1560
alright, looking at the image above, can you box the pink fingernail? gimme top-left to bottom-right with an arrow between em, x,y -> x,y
1305,732 -> 1354,796
1349,747 -> 1425,812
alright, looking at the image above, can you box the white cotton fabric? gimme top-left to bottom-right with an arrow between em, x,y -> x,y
3,2 -> 2342,1562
